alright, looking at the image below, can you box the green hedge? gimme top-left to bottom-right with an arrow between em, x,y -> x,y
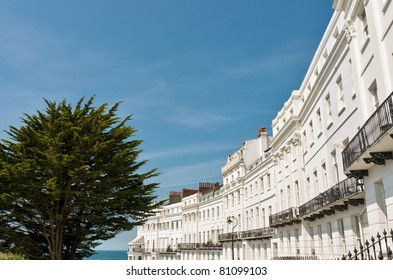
0,252 -> 27,260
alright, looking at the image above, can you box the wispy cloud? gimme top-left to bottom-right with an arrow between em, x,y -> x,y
163,106 -> 235,128
142,141 -> 236,160
0,14 -> 176,129
122,78 -> 173,111
0,16 -> 109,100
220,43 -> 311,80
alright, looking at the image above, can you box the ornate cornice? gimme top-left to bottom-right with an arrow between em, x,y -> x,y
343,20 -> 356,41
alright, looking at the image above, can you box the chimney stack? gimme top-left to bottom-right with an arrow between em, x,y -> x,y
258,127 -> 267,137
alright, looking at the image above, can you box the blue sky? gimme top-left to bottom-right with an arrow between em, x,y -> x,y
0,1 -> 334,250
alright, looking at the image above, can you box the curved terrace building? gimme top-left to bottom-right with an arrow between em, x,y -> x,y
128,0 -> 393,260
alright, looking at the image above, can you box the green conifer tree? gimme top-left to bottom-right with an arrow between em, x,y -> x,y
0,96 -> 161,259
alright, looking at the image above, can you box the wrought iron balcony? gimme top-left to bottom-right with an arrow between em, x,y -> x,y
178,243 -> 223,250
132,248 -> 144,253
239,227 -> 276,239
269,207 -> 300,228
298,177 -> 364,221
218,227 -> 275,242
218,232 -> 241,242
145,247 -> 179,254
342,92 -> 393,175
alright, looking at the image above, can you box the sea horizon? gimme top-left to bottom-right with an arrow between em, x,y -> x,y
84,250 -> 128,260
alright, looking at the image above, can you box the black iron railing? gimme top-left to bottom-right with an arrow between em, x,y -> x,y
132,248 -> 144,253
218,232 -> 240,242
298,177 -> 362,217
269,207 -> 299,227
178,243 -> 223,250
240,227 -> 276,239
143,248 -> 180,253
218,227 -> 275,242
342,92 -> 393,170
343,229 -> 393,260
272,256 -> 318,260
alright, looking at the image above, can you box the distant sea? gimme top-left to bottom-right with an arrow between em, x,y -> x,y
84,250 -> 128,260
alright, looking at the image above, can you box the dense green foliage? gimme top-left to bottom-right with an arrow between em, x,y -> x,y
0,251 -> 26,260
0,96 -> 160,259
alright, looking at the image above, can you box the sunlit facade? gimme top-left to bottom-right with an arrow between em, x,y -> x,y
128,0 -> 393,260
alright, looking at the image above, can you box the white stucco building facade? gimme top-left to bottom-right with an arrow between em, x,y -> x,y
220,128 -> 277,260
127,193 -> 183,260
128,0 -> 393,260
128,183 -> 224,260
266,0 -> 393,259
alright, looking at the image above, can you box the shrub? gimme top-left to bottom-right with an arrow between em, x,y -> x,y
0,252 -> 26,260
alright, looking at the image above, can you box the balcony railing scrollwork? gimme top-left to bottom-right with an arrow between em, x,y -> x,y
298,177 -> 364,221
218,227 -> 275,242
178,243 -> 223,250
269,207 -> 300,228
218,232 -> 240,242
342,92 -> 393,172
239,227 -> 276,239
140,247 -> 180,254
132,248 -> 144,253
